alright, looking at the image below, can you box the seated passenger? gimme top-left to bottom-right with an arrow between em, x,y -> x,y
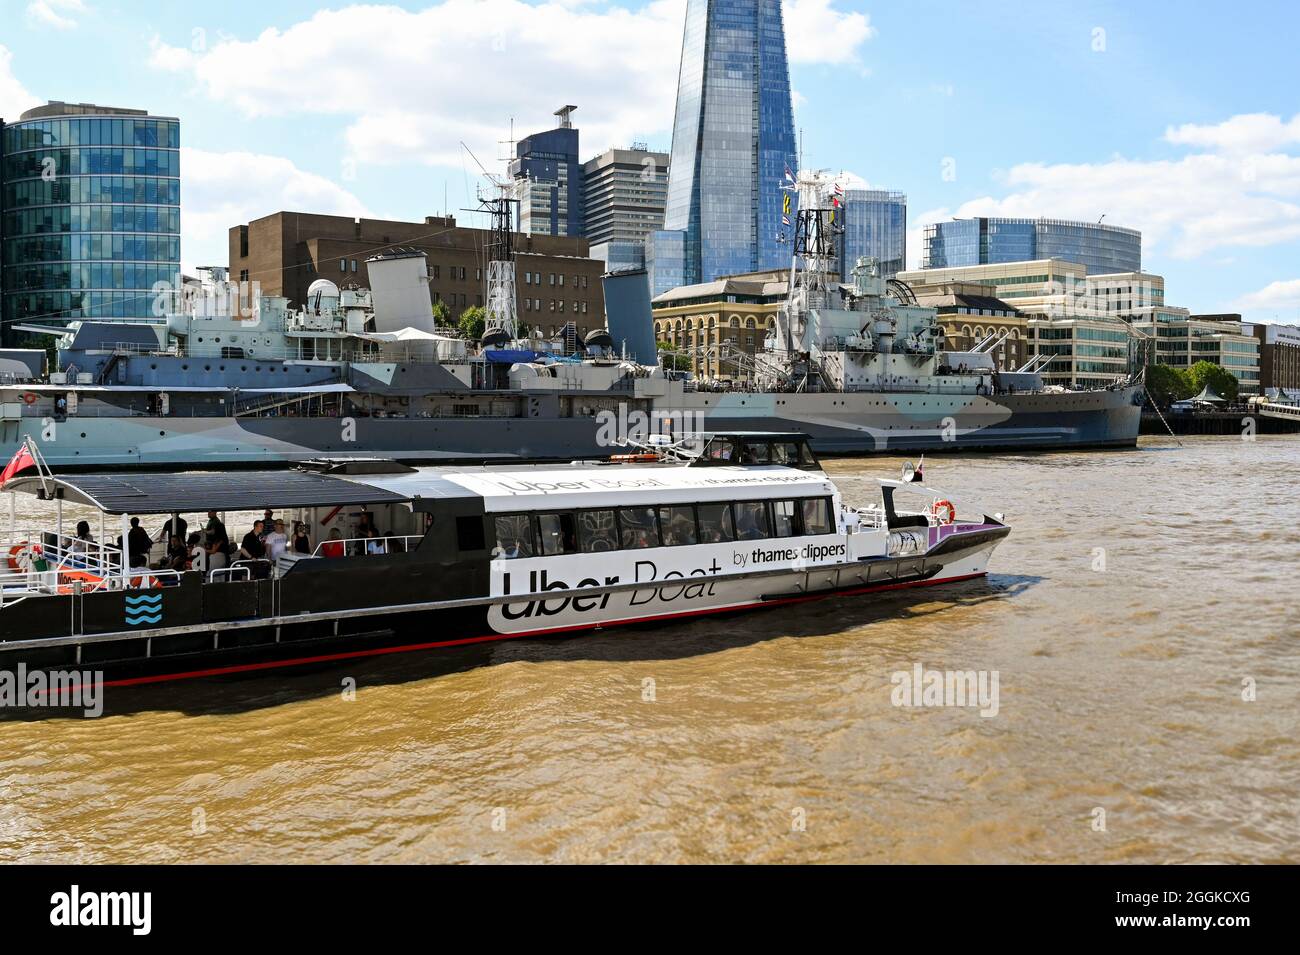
292,522 -> 311,555
321,528 -> 345,558
166,534 -> 188,572
365,528 -> 387,556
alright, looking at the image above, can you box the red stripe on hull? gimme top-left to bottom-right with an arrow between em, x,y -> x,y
86,570 -> 988,691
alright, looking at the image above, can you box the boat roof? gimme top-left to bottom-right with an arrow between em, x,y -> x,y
3,469 -> 409,514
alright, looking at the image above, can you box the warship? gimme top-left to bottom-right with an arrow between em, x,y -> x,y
0,178 -> 1141,470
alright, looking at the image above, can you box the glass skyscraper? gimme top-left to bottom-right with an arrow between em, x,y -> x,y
838,189 -> 906,280
649,0 -> 797,296
1,102 -> 180,344
922,217 -> 1140,275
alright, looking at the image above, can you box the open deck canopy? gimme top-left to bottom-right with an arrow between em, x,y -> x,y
2,469 -> 410,514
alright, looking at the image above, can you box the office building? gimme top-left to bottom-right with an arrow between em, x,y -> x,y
1,101 -> 180,344
228,211 -> 606,338
510,106 -> 583,238
648,0 -> 797,296
1252,322 -> 1300,392
582,145 -> 668,272
838,189 -> 906,280
922,217 -> 1141,275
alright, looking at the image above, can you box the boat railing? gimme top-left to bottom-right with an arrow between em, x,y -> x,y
208,565 -> 251,583
310,534 -> 422,558
0,535 -> 187,607
846,506 -> 888,530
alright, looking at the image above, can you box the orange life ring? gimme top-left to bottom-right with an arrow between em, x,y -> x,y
932,499 -> 956,525
609,453 -> 658,462
8,541 -> 39,571
128,574 -> 161,589
21,392 -> 37,405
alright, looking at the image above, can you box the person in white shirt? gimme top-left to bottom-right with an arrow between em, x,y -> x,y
264,519 -> 289,562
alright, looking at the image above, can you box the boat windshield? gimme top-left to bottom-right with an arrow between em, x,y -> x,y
692,435 -> 820,471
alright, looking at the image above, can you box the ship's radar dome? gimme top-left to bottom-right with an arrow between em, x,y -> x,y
307,279 -> 340,299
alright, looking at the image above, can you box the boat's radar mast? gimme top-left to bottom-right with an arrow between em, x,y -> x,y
480,186 -> 521,344
760,170 -> 845,389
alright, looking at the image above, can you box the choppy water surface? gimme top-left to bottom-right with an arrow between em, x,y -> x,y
1,436 -> 1296,863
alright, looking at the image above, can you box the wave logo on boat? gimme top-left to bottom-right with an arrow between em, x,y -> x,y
123,593 -> 163,626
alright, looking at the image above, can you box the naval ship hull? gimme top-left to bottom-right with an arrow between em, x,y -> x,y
1,384 -> 1142,468
679,383 -> 1144,453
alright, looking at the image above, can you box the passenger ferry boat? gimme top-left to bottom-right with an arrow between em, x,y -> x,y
0,433 -> 1009,693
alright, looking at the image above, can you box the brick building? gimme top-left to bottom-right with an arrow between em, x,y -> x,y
228,212 -> 606,337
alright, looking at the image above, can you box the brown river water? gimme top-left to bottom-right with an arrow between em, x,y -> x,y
0,435 -> 1296,864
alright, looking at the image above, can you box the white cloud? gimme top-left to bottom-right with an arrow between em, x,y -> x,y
0,45 -> 41,120
784,0 -> 875,66
25,0 -> 86,31
180,147 -> 371,274
150,0 -> 872,169
1166,113 -> 1300,155
1234,278 -> 1300,316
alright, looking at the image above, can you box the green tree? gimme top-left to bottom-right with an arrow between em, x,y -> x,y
457,305 -> 487,341
1186,360 -> 1239,402
657,340 -> 692,372
431,300 -> 451,327
1144,363 -> 1193,407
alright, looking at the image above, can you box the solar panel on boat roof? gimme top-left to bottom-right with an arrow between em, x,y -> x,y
25,470 -> 410,514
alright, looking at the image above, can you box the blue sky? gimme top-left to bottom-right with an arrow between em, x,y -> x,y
3,0 -> 1298,322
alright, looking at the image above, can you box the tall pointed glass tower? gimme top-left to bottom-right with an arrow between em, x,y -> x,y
648,0 -> 797,296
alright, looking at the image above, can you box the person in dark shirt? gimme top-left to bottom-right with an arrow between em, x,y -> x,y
126,517 -> 153,568
161,515 -> 188,547
239,520 -> 268,578
239,521 -> 266,561
292,522 -> 311,555
206,511 -> 231,557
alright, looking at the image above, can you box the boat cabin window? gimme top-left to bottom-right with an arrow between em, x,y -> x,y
618,506 -> 661,549
771,442 -> 804,466
494,514 -> 536,559
492,496 -> 833,558
659,505 -> 698,546
734,501 -> 771,540
802,497 -> 834,535
457,515 -> 486,551
772,500 -> 798,537
697,503 -> 736,543
579,509 -> 619,553
695,436 -> 820,471
537,513 -> 578,556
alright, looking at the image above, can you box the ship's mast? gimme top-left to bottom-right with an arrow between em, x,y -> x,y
480,185 -> 520,341
765,170 -> 842,385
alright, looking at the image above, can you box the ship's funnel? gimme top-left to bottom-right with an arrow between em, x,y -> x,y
366,249 -> 434,333
602,268 -> 656,364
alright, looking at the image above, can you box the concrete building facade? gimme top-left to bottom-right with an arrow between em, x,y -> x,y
228,211 -> 606,338
1252,322 -> 1300,392
582,146 -> 669,272
651,269 -> 785,379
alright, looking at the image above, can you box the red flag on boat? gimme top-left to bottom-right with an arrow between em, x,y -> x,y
1,442 -> 36,484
